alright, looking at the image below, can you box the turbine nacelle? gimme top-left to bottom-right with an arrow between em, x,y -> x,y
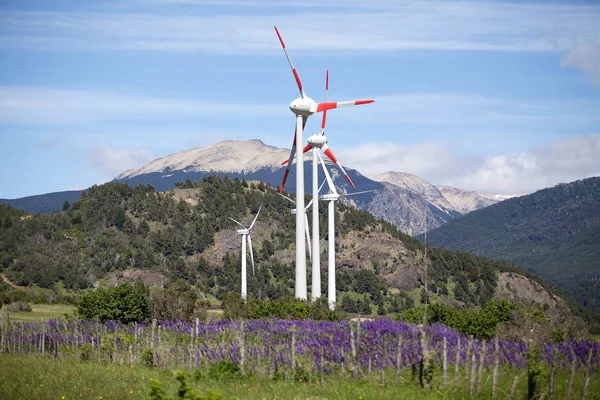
236,228 -> 250,235
289,96 -> 317,116
308,134 -> 328,148
320,193 -> 340,201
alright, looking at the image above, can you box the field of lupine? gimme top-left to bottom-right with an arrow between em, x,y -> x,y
1,314 -> 599,399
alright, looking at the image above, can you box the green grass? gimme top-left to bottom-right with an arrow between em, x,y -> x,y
1,304 -> 75,322
2,355 -> 598,400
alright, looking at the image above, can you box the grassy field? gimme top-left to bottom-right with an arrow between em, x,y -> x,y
1,355 -> 598,400
1,304 -> 75,322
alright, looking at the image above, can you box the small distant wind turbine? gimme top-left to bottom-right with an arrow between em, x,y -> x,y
228,204 -> 262,299
318,152 -> 375,310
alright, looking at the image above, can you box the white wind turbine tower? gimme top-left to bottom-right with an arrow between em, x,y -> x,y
275,26 -> 374,300
228,204 -> 262,299
317,151 -> 375,310
277,189 -> 323,268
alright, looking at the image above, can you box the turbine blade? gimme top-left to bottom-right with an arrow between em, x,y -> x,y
317,150 -> 337,195
281,143 -> 312,165
315,99 -> 374,113
279,117 -> 306,193
320,70 -> 329,135
249,203 -> 262,230
228,217 -> 246,229
247,234 -> 255,275
277,192 -> 296,205
341,190 -> 376,197
322,143 -> 355,188
318,179 -> 327,194
274,26 -> 305,98
304,198 -> 314,211
304,213 -> 312,262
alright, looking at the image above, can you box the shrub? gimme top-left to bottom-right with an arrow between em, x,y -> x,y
80,343 -> 93,361
141,348 -> 155,368
207,359 -> 241,381
76,281 -> 150,323
8,301 -> 32,312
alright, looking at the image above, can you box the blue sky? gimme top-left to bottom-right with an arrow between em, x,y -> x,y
1,0 -> 599,198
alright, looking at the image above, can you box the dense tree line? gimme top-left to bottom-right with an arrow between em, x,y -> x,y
1,176 -> 590,325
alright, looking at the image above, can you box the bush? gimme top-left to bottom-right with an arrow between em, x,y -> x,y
207,359 -> 241,381
76,281 -> 150,323
8,301 -> 32,312
141,348 -> 155,368
398,300 -> 516,339
80,343 -> 93,361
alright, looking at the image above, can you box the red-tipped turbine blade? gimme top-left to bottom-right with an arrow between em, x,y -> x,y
274,26 -> 304,98
279,118 -> 307,193
279,134 -> 296,193
281,143 -> 312,165
322,144 -> 355,189
316,99 -> 374,113
320,71 -> 329,134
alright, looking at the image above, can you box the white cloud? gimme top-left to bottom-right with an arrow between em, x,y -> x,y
1,1 -> 598,55
0,86 -> 280,124
89,145 -> 155,177
560,40 -> 600,86
339,134 -> 600,194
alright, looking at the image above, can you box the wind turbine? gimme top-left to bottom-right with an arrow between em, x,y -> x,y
282,70 -> 360,301
228,204 -> 262,299
274,26 -> 374,300
317,152 -> 375,310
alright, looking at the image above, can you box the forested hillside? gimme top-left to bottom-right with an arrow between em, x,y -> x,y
0,177 -> 593,331
425,176 -> 600,313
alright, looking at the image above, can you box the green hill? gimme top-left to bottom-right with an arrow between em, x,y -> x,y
424,176 -> 600,313
1,177 -> 596,333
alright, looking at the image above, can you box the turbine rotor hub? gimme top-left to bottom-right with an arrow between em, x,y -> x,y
308,134 -> 328,147
289,96 -> 316,116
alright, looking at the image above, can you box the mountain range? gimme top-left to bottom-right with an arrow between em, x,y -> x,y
423,176 -> 600,314
0,139 -> 502,236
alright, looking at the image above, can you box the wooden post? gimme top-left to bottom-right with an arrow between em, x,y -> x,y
477,340 -> 486,395
454,336 -> 461,388
152,319 -> 157,348
239,320 -> 245,376
350,322 -> 357,378
566,347 -> 577,400
442,337 -> 447,388
113,325 -> 118,364
465,338 -> 473,389
510,375 -> 519,398
291,326 -> 296,373
583,347 -> 593,400
395,335 -> 402,385
548,344 -> 556,400
469,349 -> 477,395
492,337 -> 499,400
41,318 -> 45,357
380,334 -> 386,387
418,324 -> 432,390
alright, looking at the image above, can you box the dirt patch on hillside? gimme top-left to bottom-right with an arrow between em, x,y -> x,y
337,229 -> 422,292
495,272 -> 568,311
105,269 -> 167,288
